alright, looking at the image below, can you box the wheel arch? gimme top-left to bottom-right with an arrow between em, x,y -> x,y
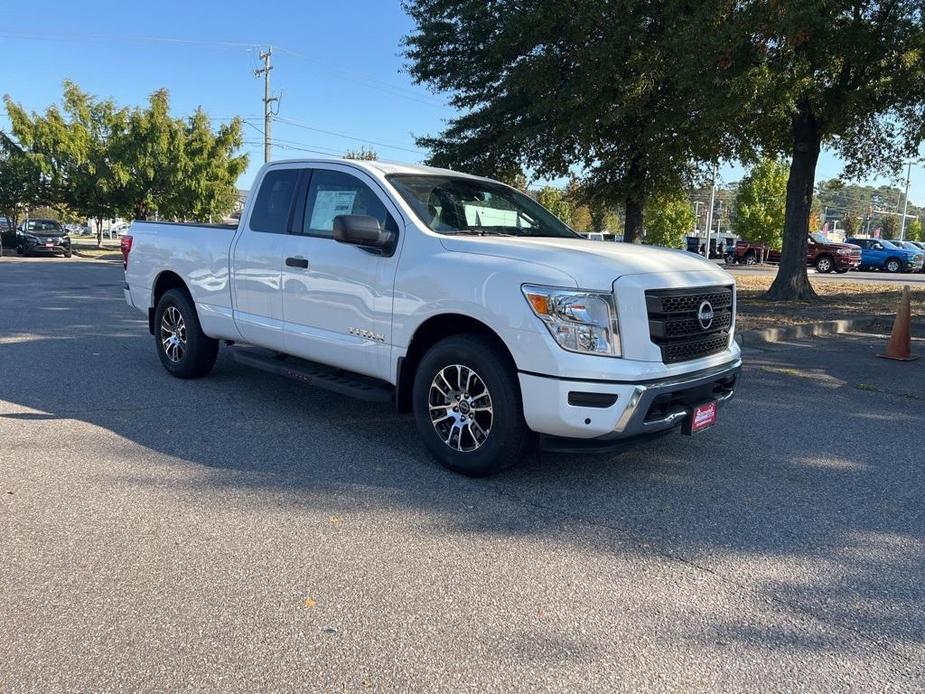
149,270 -> 192,334
395,313 -> 518,413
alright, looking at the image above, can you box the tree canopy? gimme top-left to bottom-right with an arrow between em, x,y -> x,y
402,0 -> 753,242
741,1 -> 925,299
3,82 -> 247,243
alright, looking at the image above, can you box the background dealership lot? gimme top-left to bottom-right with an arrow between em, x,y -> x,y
2,256 -> 923,692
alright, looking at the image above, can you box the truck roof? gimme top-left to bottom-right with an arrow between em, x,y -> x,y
268,158 -> 491,182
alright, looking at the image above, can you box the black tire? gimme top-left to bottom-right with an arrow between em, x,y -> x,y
815,255 -> 834,273
15,243 -> 23,255
744,252 -> 757,265
885,258 -> 902,273
63,250 -> 72,258
153,288 -> 218,379
412,334 -> 532,476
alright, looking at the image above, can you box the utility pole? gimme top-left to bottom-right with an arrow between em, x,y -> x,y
899,161 -> 912,241
255,47 -> 278,164
704,163 -> 717,257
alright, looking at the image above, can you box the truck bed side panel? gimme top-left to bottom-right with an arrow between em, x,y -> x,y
125,222 -> 240,341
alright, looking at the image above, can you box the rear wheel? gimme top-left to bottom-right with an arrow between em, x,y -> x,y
815,255 -> 834,273
412,334 -> 531,476
885,258 -> 902,273
154,288 -> 218,378
744,252 -> 757,265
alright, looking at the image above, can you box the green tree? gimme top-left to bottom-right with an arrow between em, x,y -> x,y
0,137 -> 47,250
841,215 -> 859,236
742,2 -> 925,300
403,0 -> 754,242
645,190 -> 695,248
536,186 -> 573,225
906,217 -> 923,242
879,215 -> 899,238
172,109 -> 247,222
112,89 -> 246,221
733,159 -> 788,249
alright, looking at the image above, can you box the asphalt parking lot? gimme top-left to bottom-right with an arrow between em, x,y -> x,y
2,256 -> 924,693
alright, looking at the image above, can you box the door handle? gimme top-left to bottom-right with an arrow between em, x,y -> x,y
286,256 -> 309,269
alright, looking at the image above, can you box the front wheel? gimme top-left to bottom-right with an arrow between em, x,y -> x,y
815,256 -> 834,273
412,334 -> 532,476
885,258 -> 902,273
153,288 -> 219,378
744,253 -> 757,265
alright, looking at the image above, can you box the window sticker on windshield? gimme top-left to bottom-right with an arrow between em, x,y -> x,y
310,189 -> 357,229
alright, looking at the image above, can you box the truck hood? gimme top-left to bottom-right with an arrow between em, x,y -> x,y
439,235 -> 729,289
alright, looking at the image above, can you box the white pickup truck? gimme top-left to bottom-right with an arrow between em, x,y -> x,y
123,159 -> 740,475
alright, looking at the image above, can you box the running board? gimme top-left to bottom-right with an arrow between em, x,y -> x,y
231,347 -> 394,403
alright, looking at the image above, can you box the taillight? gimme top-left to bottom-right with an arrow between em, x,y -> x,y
120,235 -> 133,270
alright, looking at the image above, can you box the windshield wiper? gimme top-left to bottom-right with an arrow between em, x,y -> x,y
445,228 -> 519,237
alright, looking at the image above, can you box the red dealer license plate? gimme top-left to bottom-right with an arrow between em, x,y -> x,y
682,401 -> 717,436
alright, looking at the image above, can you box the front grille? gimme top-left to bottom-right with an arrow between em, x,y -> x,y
646,285 -> 734,364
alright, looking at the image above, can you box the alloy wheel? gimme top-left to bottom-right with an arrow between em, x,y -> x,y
160,306 -> 187,363
428,364 -> 494,452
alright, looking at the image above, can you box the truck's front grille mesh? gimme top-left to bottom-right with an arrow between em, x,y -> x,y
646,286 -> 734,364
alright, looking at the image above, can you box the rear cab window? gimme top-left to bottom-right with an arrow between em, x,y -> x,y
249,169 -> 301,234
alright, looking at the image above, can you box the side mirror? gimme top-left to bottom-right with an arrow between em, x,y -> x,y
333,215 -> 395,253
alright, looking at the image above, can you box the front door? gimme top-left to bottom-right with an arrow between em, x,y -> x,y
281,165 -> 403,382
230,165 -> 301,351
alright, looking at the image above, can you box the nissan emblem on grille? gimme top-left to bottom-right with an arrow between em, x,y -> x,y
644,286 -> 734,364
697,301 -> 714,330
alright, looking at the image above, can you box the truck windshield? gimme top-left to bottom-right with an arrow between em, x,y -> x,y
388,174 -> 579,238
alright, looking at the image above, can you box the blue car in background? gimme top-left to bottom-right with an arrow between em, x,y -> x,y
888,239 -> 925,273
845,237 -> 924,273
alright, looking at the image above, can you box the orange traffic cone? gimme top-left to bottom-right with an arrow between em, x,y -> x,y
877,285 -> 918,361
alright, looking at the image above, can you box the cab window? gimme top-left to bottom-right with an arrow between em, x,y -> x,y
249,169 -> 300,234
301,170 -> 397,238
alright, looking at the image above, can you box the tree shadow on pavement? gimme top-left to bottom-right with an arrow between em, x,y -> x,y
1,260 -> 923,667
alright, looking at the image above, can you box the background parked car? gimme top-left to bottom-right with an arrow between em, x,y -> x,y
846,237 -> 924,273
15,219 -> 72,257
733,233 -> 861,273
887,239 -> 925,273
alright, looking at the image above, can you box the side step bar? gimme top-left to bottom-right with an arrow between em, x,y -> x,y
232,347 -> 394,403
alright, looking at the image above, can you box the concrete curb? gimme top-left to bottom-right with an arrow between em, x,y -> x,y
72,250 -> 122,262
737,317 -> 884,347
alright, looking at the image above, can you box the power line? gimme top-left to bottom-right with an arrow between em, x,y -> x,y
274,46 -> 445,107
0,28 -> 260,50
275,116 -> 424,155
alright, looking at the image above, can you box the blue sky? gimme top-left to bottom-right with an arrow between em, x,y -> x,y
1,0 -> 922,208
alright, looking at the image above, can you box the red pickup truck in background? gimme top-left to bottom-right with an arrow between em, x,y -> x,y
733,233 -> 861,273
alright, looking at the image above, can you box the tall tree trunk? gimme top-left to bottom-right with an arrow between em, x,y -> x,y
624,196 -> 644,243
96,218 -> 103,248
765,100 -> 821,301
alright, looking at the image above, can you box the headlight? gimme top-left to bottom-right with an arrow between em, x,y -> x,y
836,248 -> 852,255
522,284 -> 621,356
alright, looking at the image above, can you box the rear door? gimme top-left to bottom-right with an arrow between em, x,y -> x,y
281,165 -> 402,381
230,165 -> 302,351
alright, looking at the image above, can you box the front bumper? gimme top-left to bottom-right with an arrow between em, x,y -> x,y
836,255 -> 861,269
519,358 -> 740,442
